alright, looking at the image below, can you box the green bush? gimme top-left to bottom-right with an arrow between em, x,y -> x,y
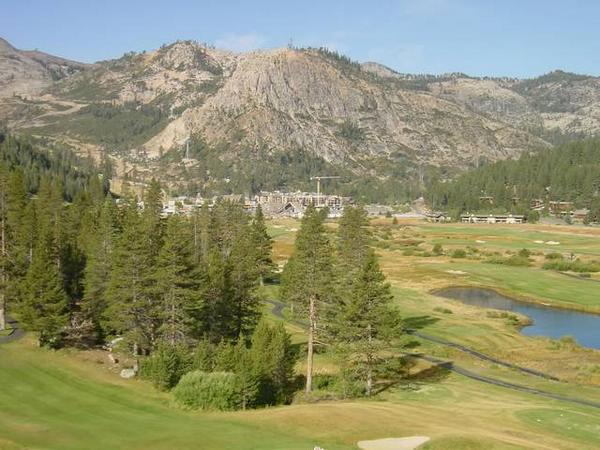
451,249 -> 467,259
173,371 -> 239,411
545,252 -> 564,260
433,306 -> 453,314
542,259 -> 600,273
485,255 -> 530,267
518,248 -> 531,258
432,243 -> 444,255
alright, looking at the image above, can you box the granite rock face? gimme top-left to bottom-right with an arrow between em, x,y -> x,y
2,38 -> 600,189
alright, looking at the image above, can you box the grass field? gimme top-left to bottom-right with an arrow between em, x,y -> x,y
1,219 -> 600,449
1,336 -> 600,449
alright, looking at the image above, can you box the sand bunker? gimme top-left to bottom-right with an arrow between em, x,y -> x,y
545,241 -> 560,245
446,270 -> 467,275
357,436 -> 430,450
534,240 -> 544,244
475,240 -> 486,243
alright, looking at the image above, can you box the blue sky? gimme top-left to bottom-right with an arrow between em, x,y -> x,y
2,0 -> 600,78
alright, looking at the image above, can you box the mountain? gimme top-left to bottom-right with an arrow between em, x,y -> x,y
1,38 -> 599,200
0,37 -> 88,98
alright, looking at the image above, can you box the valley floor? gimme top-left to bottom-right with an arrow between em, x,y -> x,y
1,220 -> 600,449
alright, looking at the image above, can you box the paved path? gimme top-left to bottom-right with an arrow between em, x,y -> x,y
407,330 -> 559,380
266,299 -> 600,410
410,352 -> 600,410
0,316 -> 25,344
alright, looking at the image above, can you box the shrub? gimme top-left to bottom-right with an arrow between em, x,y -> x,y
433,306 -> 453,314
545,252 -> 564,260
451,249 -> 467,259
139,343 -> 191,391
485,255 -> 530,267
518,248 -> 531,258
173,371 -> 239,411
432,243 -> 444,255
542,259 -> 600,273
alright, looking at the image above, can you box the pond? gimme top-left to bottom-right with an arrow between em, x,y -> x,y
435,287 -> 600,350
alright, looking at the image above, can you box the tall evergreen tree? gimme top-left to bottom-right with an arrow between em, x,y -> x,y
82,197 -> 118,338
20,223 -> 69,347
335,250 -> 400,396
153,215 -> 202,344
106,196 -> 160,353
250,205 -> 274,284
337,205 -> 371,270
0,163 -> 9,330
280,204 -> 335,393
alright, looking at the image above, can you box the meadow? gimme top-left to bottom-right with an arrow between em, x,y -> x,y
1,219 -> 600,449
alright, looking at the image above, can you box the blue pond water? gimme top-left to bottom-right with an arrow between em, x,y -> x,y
435,287 -> 600,350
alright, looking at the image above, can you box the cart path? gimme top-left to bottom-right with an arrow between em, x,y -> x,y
266,299 -> 600,410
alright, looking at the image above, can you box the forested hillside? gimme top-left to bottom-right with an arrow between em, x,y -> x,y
428,139 -> 600,220
0,131 -> 109,199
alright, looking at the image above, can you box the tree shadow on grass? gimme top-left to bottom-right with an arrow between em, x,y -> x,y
403,315 -> 439,330
373,356 -> 451,395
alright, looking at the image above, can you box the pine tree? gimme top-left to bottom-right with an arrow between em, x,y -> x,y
232,338 -> 259,410
153,215 -> 202,344
335,250 -> 400,396
106,196 -> 159,353
250,205 -> 274,284
191,201 -> 211,263
336,205 -> 372,315
82,198 -> 118,338
21,223 -> 69,347
228,231 -> 262,339
250,320 -> 296,404
201,248 -> 234,342
0,163 -> 9,330
280,204 -> 335,393
337,205 -> 371,269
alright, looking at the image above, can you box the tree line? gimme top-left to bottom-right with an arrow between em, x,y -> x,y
0,133 -> 405,409
281,204 -> 403,397
428,139 -> 600,222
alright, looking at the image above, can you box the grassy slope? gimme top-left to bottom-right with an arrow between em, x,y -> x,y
1,337 -> 599,450
1,219 -> 600,449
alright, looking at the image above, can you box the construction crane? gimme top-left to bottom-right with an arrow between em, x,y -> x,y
310,176 -> 341,207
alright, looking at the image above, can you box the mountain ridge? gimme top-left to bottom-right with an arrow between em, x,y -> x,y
1,38 -> 599,200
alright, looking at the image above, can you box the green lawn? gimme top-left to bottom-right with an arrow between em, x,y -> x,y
419,224 -> 600,257
424,261 -> 600,312
0,339 -> 349,450
2,219 -> 600,449
1,337 -> 599,450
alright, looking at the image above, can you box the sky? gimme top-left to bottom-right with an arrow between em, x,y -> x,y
2,0 -> 600,78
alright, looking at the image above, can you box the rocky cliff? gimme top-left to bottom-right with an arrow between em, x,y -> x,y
1,39 -> 599,198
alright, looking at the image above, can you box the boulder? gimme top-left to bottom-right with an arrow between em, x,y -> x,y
120,368 -> 136,379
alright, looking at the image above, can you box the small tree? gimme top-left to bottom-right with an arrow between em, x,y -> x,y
139,342 -> 191,391
250,320 -> 297,405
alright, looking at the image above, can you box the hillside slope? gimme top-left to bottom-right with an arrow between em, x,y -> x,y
1,39 -> 599,199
